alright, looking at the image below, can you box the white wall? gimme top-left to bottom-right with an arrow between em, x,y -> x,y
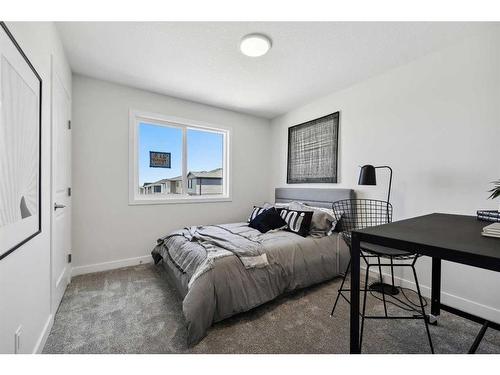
271,30 -> 500,322
71,76 -> 272,274
0,22 -> 71,353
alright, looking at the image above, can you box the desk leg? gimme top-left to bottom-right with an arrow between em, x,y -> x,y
468,322 -> 489,354
350,232 -> 361,354
430,257 -> 441,323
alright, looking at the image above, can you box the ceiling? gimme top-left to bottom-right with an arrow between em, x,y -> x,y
56,22 -> 496,119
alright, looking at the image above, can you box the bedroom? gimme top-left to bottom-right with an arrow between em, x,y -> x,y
1,0 -> 500,372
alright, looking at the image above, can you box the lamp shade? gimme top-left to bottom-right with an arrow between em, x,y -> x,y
358,165 -> 377,185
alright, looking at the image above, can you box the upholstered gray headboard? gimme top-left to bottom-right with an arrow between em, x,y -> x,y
275,188 -> 355,209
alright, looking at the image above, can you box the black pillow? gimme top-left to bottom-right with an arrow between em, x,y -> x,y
249,207 -> 287,233
247,206 -> 269,222
279,208 -> 314,237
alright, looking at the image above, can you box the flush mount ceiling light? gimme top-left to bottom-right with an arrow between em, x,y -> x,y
240,34 -> 272,57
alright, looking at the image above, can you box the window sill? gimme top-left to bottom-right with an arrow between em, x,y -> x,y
129,195 -> 232,205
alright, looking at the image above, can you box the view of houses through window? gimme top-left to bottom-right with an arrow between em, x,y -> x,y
138,122 -> 225,197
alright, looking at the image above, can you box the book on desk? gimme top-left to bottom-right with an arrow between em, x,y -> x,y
482,222 -> 500,238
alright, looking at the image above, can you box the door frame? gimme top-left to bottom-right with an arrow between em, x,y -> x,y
50,54 -> 72,315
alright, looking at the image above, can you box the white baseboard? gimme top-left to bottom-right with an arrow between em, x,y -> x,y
72,255 -> 153,277
33,314 -> 54,354
364,266 -> 500,324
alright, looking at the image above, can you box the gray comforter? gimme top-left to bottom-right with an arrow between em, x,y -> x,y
152,223 -> 345,346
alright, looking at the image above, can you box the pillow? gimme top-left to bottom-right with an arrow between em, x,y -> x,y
247,205 -> 270,222
288,202 -> 338,236
316,206 -> 342,233
273,202 -> 291,209
249,207 -> 287,233
279,208 -> 313,237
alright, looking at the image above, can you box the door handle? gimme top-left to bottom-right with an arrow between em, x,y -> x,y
54,203 -> 66,210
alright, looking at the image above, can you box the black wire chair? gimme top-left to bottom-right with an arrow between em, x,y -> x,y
330,199 -> 434,353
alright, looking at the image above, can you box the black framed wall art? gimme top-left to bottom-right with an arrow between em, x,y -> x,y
287,112 -> 339,184
0,22 -> 42,260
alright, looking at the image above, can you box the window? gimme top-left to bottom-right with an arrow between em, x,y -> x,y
129,110 -> 230,204
187,128 -> 224,196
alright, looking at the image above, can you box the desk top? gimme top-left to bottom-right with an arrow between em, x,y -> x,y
355,213 -> 500,270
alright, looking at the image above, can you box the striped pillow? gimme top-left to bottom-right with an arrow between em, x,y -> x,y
279,208 -> 313,237
247,206 -> 269,222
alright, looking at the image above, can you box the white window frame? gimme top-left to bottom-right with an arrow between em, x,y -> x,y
129,109 -> 231,205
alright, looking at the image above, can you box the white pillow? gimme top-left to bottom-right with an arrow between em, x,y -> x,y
271,202 -> 291,209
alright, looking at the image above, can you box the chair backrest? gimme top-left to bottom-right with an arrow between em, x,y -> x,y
332,199 -> 393,234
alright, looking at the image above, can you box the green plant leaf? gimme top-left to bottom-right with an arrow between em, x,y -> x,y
489,190 -> 500,200
487,180 -> 500,200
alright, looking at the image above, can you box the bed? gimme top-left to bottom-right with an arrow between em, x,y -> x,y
152,188 -> 354,346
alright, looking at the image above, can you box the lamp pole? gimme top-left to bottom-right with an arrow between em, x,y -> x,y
375,165 -> 393,204
359,164 -> 398,295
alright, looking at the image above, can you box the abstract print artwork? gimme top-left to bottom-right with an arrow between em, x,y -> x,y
287,112 -> 339,184
0,22 -> 42,260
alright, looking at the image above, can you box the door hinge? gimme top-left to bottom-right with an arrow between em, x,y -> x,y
67,254 -> 72,263
68,120 -> 71,130
67,187 -> 72,196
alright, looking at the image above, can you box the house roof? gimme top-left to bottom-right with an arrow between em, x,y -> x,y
143,169 -> 221,187
143,177 -> 174,187
188,168 -> 222,179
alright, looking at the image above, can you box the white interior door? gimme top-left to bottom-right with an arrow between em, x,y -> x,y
51,58 -> 71,314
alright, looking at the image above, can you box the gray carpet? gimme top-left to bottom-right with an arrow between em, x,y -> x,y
43,264 -> 500,354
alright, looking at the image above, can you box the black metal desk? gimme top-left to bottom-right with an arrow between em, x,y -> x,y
350,213 -> 500,353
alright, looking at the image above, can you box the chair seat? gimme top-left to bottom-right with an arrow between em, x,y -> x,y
361,242 -> 415,259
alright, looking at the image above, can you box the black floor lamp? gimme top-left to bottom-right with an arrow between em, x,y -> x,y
358,164 -> 393,204
358,164 -> 399,295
